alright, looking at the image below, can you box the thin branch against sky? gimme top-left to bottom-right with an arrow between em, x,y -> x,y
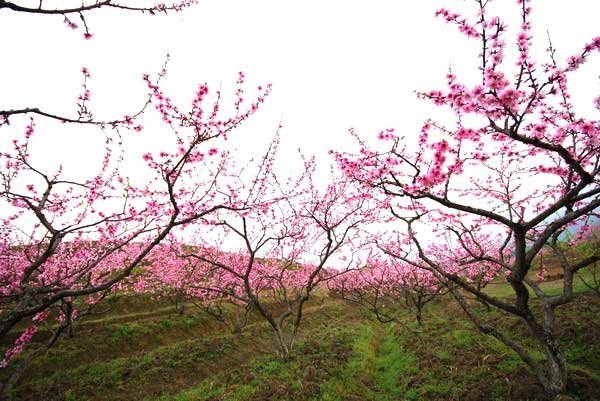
0,1 -> 599,175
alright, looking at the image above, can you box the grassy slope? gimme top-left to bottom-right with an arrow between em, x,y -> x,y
2,288 -> 600,401
484,267 -> 596,298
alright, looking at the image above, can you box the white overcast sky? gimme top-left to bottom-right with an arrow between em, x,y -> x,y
1,0 -> 599,181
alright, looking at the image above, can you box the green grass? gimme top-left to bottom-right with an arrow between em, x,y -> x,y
484,269 -> 593,298
373,324 -> 418,401
2,293 -> 599,401
318,323 -> 378,400
152,380 -> 225,401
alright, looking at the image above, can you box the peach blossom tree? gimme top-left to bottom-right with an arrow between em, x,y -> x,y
334,0 -> 600,397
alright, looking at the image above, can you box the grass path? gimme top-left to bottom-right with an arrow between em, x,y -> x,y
318,319 -> 418,401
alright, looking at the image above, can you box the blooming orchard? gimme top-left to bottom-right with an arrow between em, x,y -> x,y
147,154 -> 376,358
0,61 -> 269,369
334,0 -> 600,397
328,255 -> 444,326
1,1 -> 600,400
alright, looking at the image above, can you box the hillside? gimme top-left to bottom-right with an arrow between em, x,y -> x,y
2,287 -> 599,401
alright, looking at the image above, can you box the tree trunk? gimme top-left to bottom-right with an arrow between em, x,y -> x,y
415,308 -> 422,326
445,282 -> 571,400
175,294 -> 185,315
273,327 -> 290,359
535,336 -> 568,400
65,301 -> 75,337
